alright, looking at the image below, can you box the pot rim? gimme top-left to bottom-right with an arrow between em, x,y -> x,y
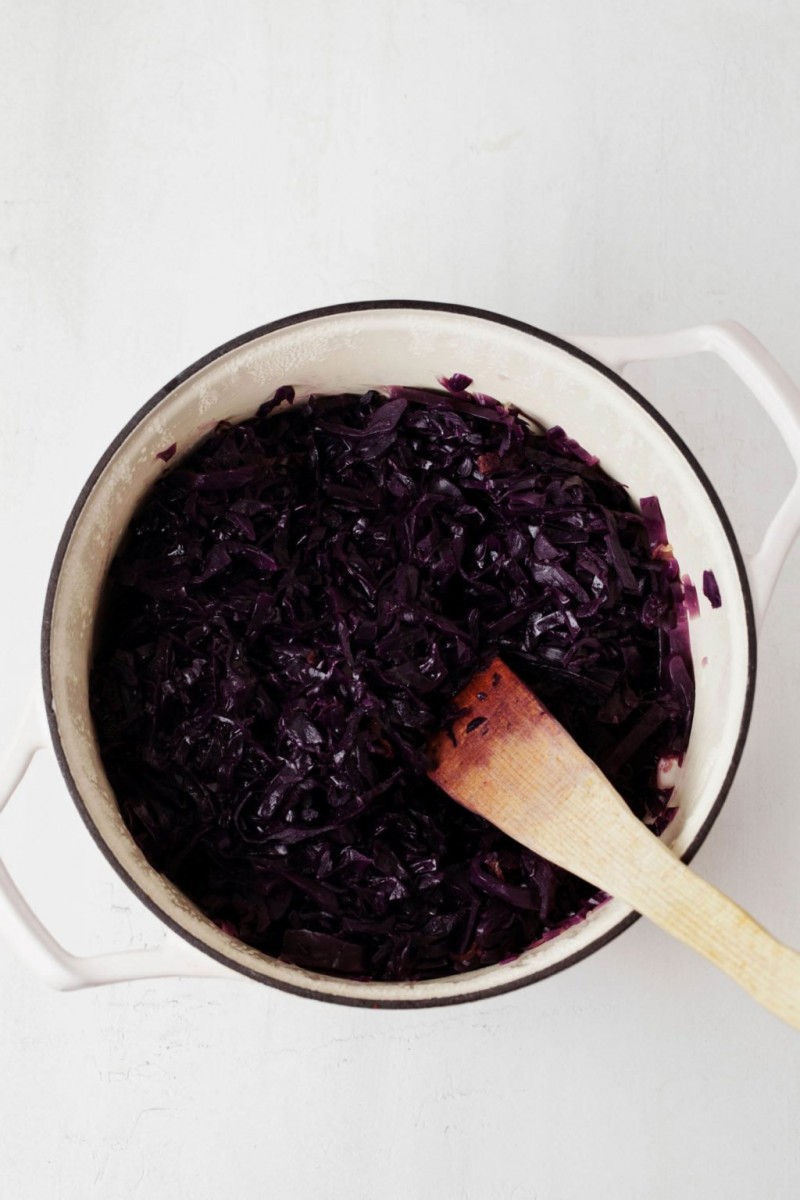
41,299 -> 758,1008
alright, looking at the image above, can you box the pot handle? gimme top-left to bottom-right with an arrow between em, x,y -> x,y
568,320 -> 800,623
0,687 -> 233,989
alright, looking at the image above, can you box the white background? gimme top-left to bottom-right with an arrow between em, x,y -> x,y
2,2 -> 800,1197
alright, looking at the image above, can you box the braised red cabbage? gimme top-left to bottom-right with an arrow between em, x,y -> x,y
91,383 -> 694,981
703,568 -> 722,608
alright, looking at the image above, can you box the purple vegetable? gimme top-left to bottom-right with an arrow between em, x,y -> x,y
439,373 -> 473,394
682,574 -> 700,620
91,383 -> 694,981
703,569 -> 722,608
639,495 -> 671,555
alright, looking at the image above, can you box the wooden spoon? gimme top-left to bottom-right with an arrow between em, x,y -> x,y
428,657 -> 800,1029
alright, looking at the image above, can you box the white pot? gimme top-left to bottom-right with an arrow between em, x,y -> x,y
2,303 -> 800,1006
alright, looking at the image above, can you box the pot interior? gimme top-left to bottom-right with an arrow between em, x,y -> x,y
45,305 -> 754,1005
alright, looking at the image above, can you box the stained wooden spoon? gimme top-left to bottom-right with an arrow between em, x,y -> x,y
428,657 -> 800,1029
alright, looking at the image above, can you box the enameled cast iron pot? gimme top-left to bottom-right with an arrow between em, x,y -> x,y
2,302 -> 799,1007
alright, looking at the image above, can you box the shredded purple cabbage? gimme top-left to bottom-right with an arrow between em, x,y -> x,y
703,568 -> 722,608
91,383 -> 694,981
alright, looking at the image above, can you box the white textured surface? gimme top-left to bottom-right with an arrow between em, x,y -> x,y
1,2 -> 799,1197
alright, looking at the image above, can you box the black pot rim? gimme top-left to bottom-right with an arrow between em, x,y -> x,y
41,299 -> 758,1009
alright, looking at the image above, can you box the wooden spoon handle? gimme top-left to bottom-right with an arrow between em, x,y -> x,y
502,774 -> 800,1029
589,799 -> 800,1028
